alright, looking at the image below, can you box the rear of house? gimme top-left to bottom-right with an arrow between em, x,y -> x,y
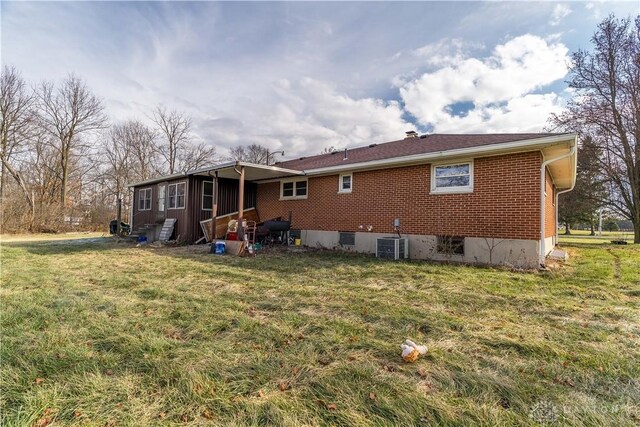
129,132 -> 577,268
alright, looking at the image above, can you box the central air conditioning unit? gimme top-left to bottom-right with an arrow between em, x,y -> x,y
376,237 -> 409,260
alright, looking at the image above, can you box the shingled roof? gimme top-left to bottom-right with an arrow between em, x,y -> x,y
275,133 -> 568,171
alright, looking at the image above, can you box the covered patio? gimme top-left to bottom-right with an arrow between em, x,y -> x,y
189,161 -> 303,244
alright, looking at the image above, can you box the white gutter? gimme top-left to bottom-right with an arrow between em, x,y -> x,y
539,140 -> 577,265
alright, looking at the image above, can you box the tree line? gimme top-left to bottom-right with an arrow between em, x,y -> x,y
0,68 -> 220,232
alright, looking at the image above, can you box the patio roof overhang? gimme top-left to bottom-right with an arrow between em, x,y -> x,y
127,161 -> 304,188
190,161 -> 305,181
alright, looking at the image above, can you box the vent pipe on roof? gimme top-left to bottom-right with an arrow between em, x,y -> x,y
343,148 -> 348,160
405,130 -> 418,138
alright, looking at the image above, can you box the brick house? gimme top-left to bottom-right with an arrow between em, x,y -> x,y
129,132 -> 577,268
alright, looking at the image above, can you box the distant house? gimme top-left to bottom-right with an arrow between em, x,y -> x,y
128,132 -> 577,268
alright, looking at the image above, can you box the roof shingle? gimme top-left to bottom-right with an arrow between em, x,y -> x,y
275,133 -> 567,171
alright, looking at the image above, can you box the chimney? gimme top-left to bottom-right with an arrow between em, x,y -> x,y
343,148 -> 348,160
405,130 -> 418,138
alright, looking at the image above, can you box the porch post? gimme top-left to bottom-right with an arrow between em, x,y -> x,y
238,166 -> 245,219
211,171 -> 218,240
237,166 -> 245,240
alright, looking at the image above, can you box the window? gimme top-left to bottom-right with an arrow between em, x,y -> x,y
339,232 -> 356,246
338,173 -> 352,193
280,179 -> 308,199
158,185 -> 166,212
431,161 -> 473,193
138,188 -> 152,211
202,181 -> 213,210
437,236 -> 465,255
168,182 -> 186,209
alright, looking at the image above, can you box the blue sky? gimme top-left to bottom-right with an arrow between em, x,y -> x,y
2,1 -> 638,157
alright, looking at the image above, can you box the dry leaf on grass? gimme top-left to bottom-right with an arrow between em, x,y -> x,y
35,377 -> 44,385
36,409 -> 54,427
278,381 -> 290,391
36,417 -> 52,427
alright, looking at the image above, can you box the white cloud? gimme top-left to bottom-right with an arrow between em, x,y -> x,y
425,94 -> 565,133
550,4 -> 572,26
398,34 -> 569,133
196,78 -> 412,157
412,38 -> 484,67
5,2 -> 599,159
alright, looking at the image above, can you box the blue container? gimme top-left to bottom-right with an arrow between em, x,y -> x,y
214,241 -> 226,255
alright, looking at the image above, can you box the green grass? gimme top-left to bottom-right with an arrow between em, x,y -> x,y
1,236 -> 639,426
558,229 -> 635,246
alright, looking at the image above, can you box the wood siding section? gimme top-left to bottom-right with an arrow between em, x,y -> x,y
131,176 -> 257,243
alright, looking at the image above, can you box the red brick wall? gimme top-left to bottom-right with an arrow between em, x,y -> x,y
257,151 -> 544,240
545,169 -> 556,238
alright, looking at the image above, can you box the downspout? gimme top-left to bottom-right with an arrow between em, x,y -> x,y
539,142 -> 577,265
555,167 -> 577,248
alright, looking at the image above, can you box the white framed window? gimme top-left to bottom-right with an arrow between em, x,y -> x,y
338,173 -> 352,193
202,181 -> 213,210
431,161 -> 473,194
138,188 -> 152,211
280,179 -> 308,200
158,184 -> 166,212
168,182 -> 186,209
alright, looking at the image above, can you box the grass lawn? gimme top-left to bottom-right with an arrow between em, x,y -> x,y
557,229 -> 635,246
1,235 -> 639,426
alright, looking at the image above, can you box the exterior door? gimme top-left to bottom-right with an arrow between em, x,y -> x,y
157,184 -> 166,221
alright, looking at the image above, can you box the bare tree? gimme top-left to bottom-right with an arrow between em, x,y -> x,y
34,74 -> 107,208
101,120 -> 159,218
128,121 -> 160,181
0,66 -> 37,226
179,142 -> 217,171
104,123 -> 134,203
108,120 -> 158,183
152,105 -> 191,173
229,143 -> 270,165
550,15 -> 640,243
